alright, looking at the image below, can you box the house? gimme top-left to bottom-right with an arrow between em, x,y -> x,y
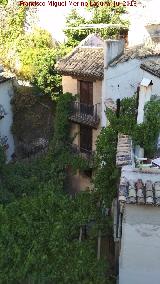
57,32 -> 160,191
117,166 -> 160,284
102,0 -> 160,126
56,0 -> 160,192
0,69 -> 15,162
56,34 -> 104,191
114,72 -> 160,284
102,42 -> 160,127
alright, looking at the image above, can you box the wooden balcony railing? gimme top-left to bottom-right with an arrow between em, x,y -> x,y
69,101 -> 100,128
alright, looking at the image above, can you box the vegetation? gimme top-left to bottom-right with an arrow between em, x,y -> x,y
94,127 -> 119,208
64,2 -> 128,47
0,1 -> 128,96
0,93 -> 110,283
11,86 -> 55,155
1,2 -> 159,283
134,100 -> 160,157
64,9 -> 89,47
0,0 -> 8,6
94,95 -> 160,211
0,5 -> 69,98
0,189 -> 107,283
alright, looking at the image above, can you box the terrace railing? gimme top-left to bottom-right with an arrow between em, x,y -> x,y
69,101 -> 100,128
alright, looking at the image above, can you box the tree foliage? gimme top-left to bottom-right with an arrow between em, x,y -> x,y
17,29 -> 62,96
0,189 -> 106,284
133,99 -> 160,157
0,0 -> 8,6
64,3 -> 128,47
0,93 -> 109,283
94,120 -> 119,208
94,95 -> 160,216
91,1 -> 128,38
0,5 -> 67,97
64,9 -> 89,47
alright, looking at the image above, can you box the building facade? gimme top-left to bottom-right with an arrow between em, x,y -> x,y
115,64 -> 160,283
57,34 -> 104,191
102,41 -> 160,127
0,73 -> 15,162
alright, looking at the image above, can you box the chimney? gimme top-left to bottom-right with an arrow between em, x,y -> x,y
104,40 -> 125,69
136,77 -> 153,159
145,24 -> 160,44
137,78 -> 153,124
102,40 -> 124,128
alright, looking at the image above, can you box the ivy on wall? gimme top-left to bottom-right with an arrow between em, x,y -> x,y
0,6 -> 67,98
0,92 -> 111,283
1,90 -> 158,282
133,100 -> 160,157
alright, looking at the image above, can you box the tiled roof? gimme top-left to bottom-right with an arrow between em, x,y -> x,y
110,44 -> 160,67
140,60 -> 160,78
56,34 -> 104,80
119,177 -> 160,206
56,46 -> 104,80
116,134 -> 132,167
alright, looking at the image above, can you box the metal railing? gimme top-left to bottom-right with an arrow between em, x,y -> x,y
69,143 -> 95,160
70,101 -> 100,127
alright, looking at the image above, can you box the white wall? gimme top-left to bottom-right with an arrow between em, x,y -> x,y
119,205 -> 160,284
104,40 -> 124,68
127,0 -> 160,47
121,165 -> 160,183
0,80 -> 15,161
102,56 -> 160,127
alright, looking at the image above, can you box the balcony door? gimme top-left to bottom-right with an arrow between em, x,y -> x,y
80,81 -> 93,116
80,125 -> 92,153
80,81 -> 93,105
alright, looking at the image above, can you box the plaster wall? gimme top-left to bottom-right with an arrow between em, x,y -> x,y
69,169 -> 92,193
62,76 -> 78,95
71,123 -> 79,146
62,76 -> 79,146
0,80 -> 15,161
62,76 -> 102,191
137,84 -> 152,124
102,56 -> 160,127
119,205 -> 160,284
92,127 -> 101,151
93,80 -> 102,150
79,171 -> 92,191
62,75 -> 102,151
93,80 -> 102,105
104,40 -> 125,68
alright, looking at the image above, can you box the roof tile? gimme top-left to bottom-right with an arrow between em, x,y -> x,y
56,47 -> 104,80
140,60 -> 160,78
119,178 -> 160,206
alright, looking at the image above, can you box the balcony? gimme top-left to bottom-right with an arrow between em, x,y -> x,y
69,101 -> 100,128
69,143 -> 95,161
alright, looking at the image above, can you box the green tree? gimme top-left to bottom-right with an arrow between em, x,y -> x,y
64,9 -> 90,47
0,6 -> 65,97
0,0 -> 8,6
0,93 -> 108,283
17,28 -> 62,96
0,189 -> 107,283
64,2 -> 128,47
91,1 -> 128,38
